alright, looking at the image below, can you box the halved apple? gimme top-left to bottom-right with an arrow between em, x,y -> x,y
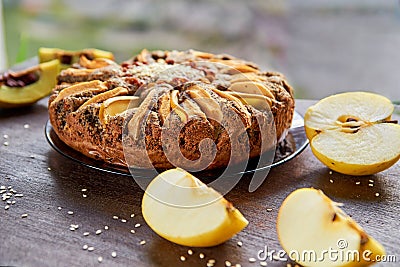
39,47 -> 114,69
304,92 -> 400,175
142,168 -> 248,247
0,59 -> 60,108
277,188 -> 385,267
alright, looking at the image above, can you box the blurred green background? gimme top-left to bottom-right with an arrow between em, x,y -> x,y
1,0 -> 400,100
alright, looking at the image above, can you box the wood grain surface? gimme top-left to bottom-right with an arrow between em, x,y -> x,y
0,99 -> 399,267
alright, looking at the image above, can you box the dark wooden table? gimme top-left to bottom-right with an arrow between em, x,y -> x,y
1,99 -> 399,267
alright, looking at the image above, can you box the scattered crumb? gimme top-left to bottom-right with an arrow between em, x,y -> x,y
266,208 -> 272,212
237,241 -> 243,247
260,261 -> 267,266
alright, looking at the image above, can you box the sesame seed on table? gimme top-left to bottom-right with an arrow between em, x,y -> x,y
0,98 -> 399,267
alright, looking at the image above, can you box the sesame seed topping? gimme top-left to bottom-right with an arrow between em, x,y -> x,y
30,155 -> 35,159
355,181 -> 360,185
96,230 -> 102,235
130,213 -> 135,218
225,260 -> 232,266
180,256 -> 186,261
4,141 -> 9,146
4,205 -> 9,210
139,240 -> 146,245
249,258 -> 256,263
260,261 -> 267,266
81,188 -> 87,192
3,134 -> 8,139
67,211 -> 74,215
47,167 -> 51,171
369,179 -> 374,183
57,207 -> 62,210
82,245 -> 88,250
21,213 -> 28,218
111,251 -> 117,258
134,223 -> 141,228
82,194 -> 87,198
237,241 -> 243,247
121,219 -> 127,223
208,259 -> 216,264
0,186 -> 5,190
199,253 -> 205,259
104,226 -> 109,230
130,229 -> 135,234
369,184 -> 374,187
187,249 -> 193,255
329,171 -> 333,175
235,264 -> 242,267
329,179 -> 334,183
14,193 -> 23,197
113,216 -> 118,220
375,193 -> 380,197
98,256 -> 103,263
266,208 -> 272,212
87,246 -> 94,251
24,124 -> 30,129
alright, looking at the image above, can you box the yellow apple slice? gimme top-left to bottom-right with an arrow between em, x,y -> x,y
277,188 -> 386,267
304,92 -> 400,175
142,168 -> 248,247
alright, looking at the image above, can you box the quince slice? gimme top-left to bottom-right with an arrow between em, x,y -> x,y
0,59 -> 60,108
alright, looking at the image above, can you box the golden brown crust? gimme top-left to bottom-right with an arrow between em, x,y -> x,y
48,49 -> 295,170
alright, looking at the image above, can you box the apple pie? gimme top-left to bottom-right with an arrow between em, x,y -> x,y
48,49 -> 295,170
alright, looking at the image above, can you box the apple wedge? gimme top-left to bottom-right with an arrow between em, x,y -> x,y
277,188 -> 385,267
142,168 -> 248,247
304,92 -> 400,175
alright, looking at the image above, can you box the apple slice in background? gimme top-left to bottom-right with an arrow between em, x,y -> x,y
277,188 -> 385,267
304,92 -> 400,175
142,168 -> 248,247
